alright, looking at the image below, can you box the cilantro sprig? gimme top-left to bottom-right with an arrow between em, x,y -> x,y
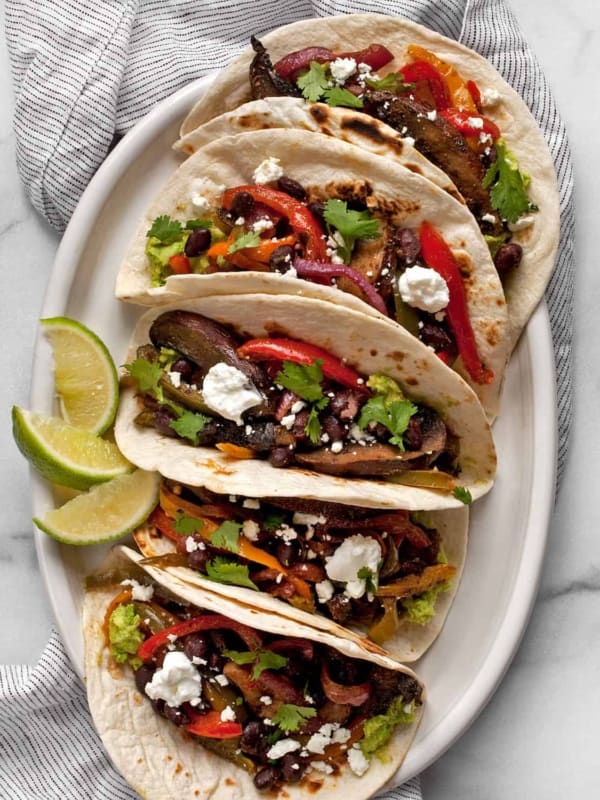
228,230 -> 261,254
173,513 -> 203,536
452,486 -> 472,505
276,360 -> 329,444
358,395 -> 417,451
271,704 -> 317,733
364,73 -> 414,93
357,566 -> 379,595
297,61 -> 364,109
323,199 -> 380,264
222,648 -> 288,679
147,215 -> 212,243
211,520 -> 242,553
482,139 -> 537,224
205,557 -> 258,590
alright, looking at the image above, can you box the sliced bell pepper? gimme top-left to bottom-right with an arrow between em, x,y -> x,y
273,47 -> 335,80
466,79 -> 482,109
186,709 -> 242,739
237,338 -> 369,393
215,442 -> 257,459
206,233 -> 296,272
375,563 -> 457,598
336,43 -> 394,71
102,588 -> 133,644
439,108 -> 500,140
221,186 -> 328,261
137,614 -> 262,662
168,253 -> 192,274
407,45 -> 478,112
418,221 -> 494,385
399,61 -> 451,109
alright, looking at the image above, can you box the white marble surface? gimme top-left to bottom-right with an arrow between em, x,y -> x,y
0,1 -> 597,797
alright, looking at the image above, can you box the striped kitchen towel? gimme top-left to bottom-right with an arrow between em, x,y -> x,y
2,1 -> 573,799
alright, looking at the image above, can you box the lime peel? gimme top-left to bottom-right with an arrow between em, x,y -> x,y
34,470 -> 160,545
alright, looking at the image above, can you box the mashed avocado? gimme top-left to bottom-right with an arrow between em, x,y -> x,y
360,695 -> 416,759
109,603 -> 144,669
402,581 -> 451,625
366,373 -> 406,404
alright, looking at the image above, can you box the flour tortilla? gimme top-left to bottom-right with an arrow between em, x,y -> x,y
133,505 -> 468,663
115,128 -> 509,417
83,546 -> 424,800
114,293 -> 496,511
178,13 -> 559,348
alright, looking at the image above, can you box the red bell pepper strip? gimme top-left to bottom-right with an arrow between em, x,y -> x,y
466,79 -> 482,109
137,615 -> 262,662
221,185 -> 327,261
237,338 -> 369,393
169,253 -> 192,274
148,506 -> 183,542
439,108 -> 500,140
418,221 -> 493,385
273,47 -> 335,80
186,709 -> 243,739
336,43 -> 394,71
399,61 -> 451,109
293,257 -> 388,315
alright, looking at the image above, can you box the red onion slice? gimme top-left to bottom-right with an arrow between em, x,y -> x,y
321,662 -> 372,707
293,257 -> 388,316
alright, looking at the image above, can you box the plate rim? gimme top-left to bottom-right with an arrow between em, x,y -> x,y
29,72 -> 557,786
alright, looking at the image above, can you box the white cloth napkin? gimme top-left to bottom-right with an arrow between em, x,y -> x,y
2,1 -> 574,798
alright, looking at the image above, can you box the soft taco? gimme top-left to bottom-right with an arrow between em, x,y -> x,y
84,546 -> 425,798
133,478 -> 468,662
115,128 -> 509,416
177,13 -> 559,347
114,293 -> 496,511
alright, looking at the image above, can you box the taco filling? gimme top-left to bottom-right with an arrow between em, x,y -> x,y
126,309 -> 464,485
145,176 -> 491,385
247,36 -> 537,278
138,480 -> 457,643
98,572 -> 423,791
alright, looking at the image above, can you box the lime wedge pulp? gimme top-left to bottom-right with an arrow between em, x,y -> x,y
41,316 -> 119,435
34,470 -> 160,545
12,406 -> 132,490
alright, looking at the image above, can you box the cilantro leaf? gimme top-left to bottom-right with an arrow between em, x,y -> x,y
169,409 -> 211,445
222,648 -> 288,679
147,215 -> 184,243
211,520 -> 241,553
125,358 -> 164,403
357,566 -> 379,594
228,230 -> 262,254
364,73 -> 414,93
271,704 -> 317,733
276,360 -> 325,404
323,199 -> 380,264
185,218 -> 212,230
325,86 -> 364,108
263,510 -> 287,531
205,557 -> 258,590
358,395 -> 418,452
482,139 -> 535,224
173,512 -> 203,536
453,486 -> 472,505
222,649 -> 256,666
305,405 -> 323,445
297,61 -> 331,103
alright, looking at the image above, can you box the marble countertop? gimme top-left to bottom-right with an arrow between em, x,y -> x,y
1,1 -> 597,797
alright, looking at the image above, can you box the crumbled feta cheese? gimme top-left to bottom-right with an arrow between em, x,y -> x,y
202,362 -> 263,425
508,214 -> 536,232
403,136 -> 415,146
167,633 -> 178,644
168,370 -> 182,388
330,441 -> 343,454
320,432 -> 330,444
347,744 -> 370,776
466,116 -> 484,129
220,705 -> 237,722
291,400 -> 305,414
309,761 -> 334,774
245,424 -> 253,436
189,177 -> 225,210
229,495 -> 238,503
145,651 -> 202,708
306,723 -> 350,755
242,498 -> 261,509
480,87 -> 502,108
192,656 -> 207,666
214,674 -> 229,687
267,738 -> 301,760
242,519 -> 260,542
275,524 -> 298,543
348,423 -> 375,444
315,579 -> 335,604
281,413 -> 296,430
330,57 -> 357,84
251,218 -> 273,233
234,216 -> 245,226
185,536 -> 199,553
275,573 -> 284,584
120,579 -> 154,602
479,132 -> 493,144
398,265 -> 449,313
481,213 -> 497,224
253,157 -> 284,184
325,534 -> 382,600
426,109 -> 437,121
260,695 -> 273,706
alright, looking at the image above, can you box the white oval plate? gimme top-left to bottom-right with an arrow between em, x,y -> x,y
30,74 -> 556,786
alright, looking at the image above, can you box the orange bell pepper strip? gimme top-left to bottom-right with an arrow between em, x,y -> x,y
206,233 -> 296,271
168,253 -> 192,274
407,45 -> 478,112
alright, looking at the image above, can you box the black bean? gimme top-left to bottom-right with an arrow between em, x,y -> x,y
163,703 -> 191,726
187,548 -> 209,572
419,321 -> 456,357
184,228 -> 211,257
281,754 -> 306,784
240,720 -> 263,756
269,245 -> 295,273
403,417 -> 423,451
494,242 -> 523,279
183,632 -> 209,661
253,766 -> 281,791
321,414 -> 346,443
208,652 -> 225,671
170,358 -> 194,381
277,175 -> 307,202
269,446 -> 295,468
307,201 -> 326,228
396,228 -> 421,265
326,594 -> 352,624
230,191 -> 255,219
134,663 -> 155,694
276,539 -> 301,567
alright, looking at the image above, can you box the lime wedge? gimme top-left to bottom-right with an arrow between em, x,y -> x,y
12,406 -> 132,490
34,470 -> 160,545
41,316 -> 119,435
